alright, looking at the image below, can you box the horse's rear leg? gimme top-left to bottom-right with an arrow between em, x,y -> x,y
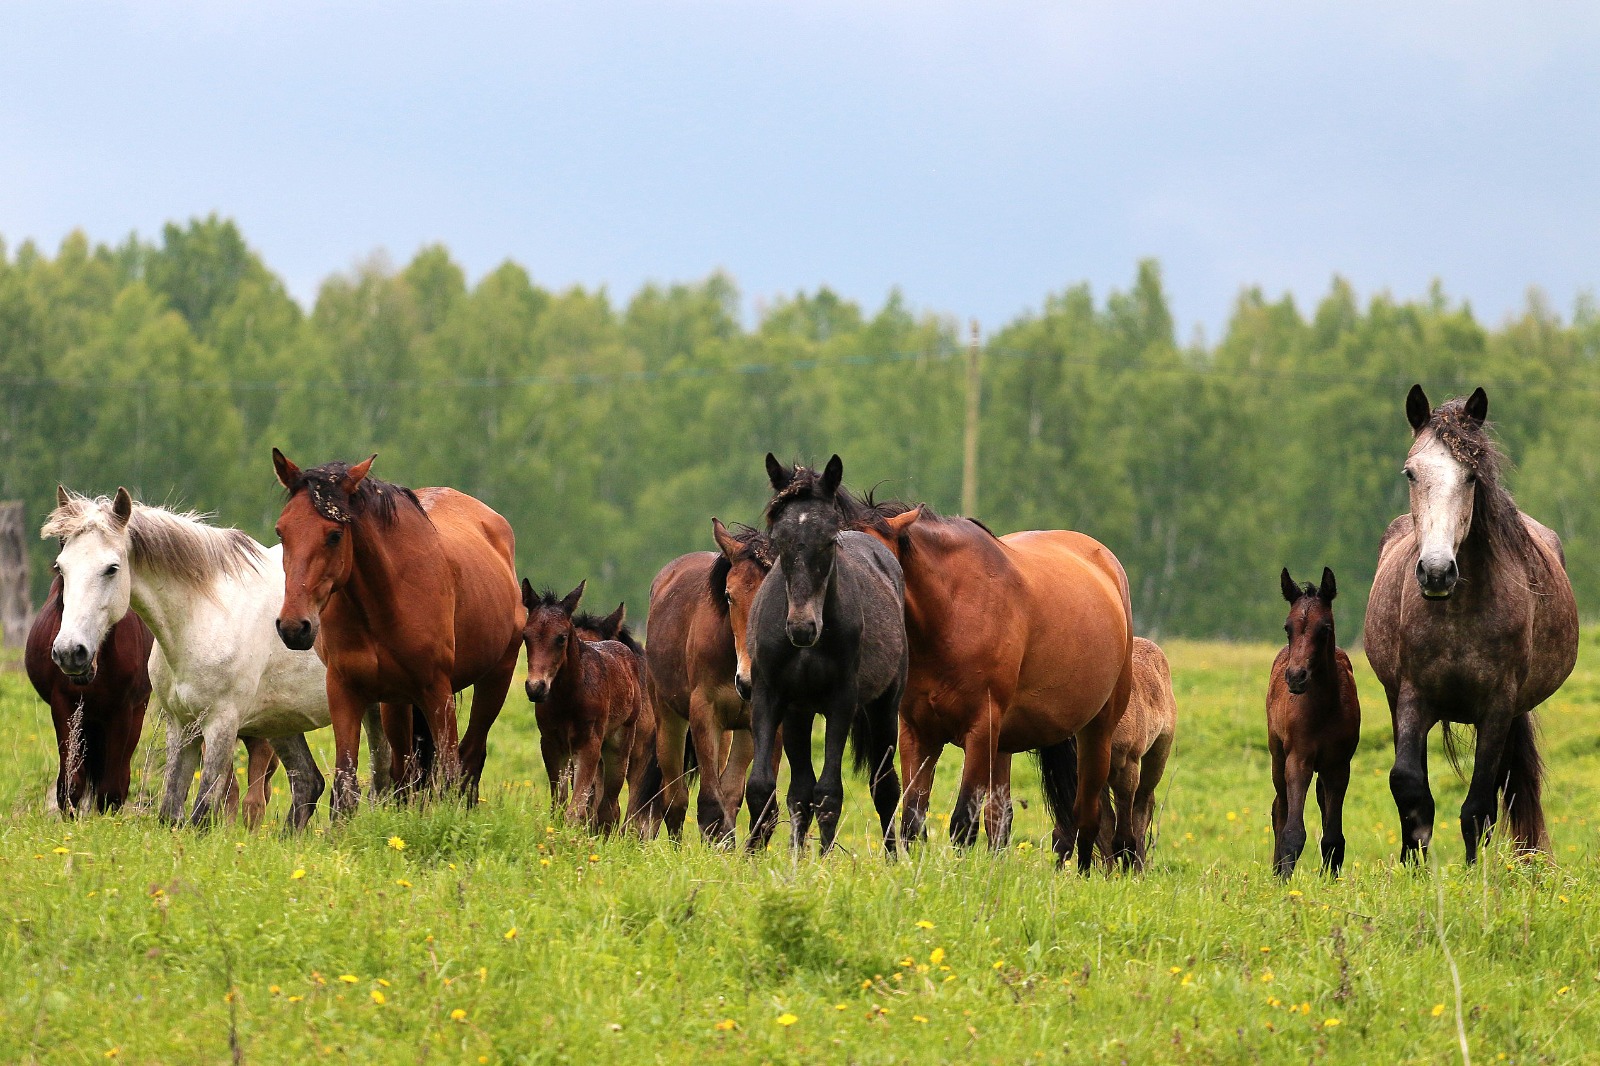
656,708 -> 691,840
863,688 -> 903,857
1316,762 -> 1349,876
270,733 -> 325,831
1460,708 -> 1515,865
460,661 -> 516,805
1274,755 -> 1312,878
380,703 -> 420,799
1130,731 -> 1173,865
950,711 -> 1001,851
1389,688 -> 1435,864
241,737 -> 280,830
362,706 -> 394,799
159,717 -> 201,824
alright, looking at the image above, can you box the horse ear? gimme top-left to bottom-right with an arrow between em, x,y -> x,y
884,507 -> 921,538
1405,384 -> 1431,434
111,487 -> 134,529
560,580 -> 586,616
820,454 -> 844,496
342,454 -> 377,493
712,517 -> 741,558
520,578 -> 535,611
56,485 -> 70,510
602,602 -> 626,637
272,447 -> 301,489
1280,567 -> 1299,604
1464,387 -> 1488,426
1319,567 -> 1337,603
765,453 -> 791,492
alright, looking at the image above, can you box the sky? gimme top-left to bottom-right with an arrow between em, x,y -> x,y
1,2 -> 1596,339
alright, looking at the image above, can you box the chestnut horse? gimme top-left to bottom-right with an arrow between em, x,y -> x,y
1267,568 -> 1359,877
523,581 -> 654,832
644,522 -> 773,844
870,504 -> 1134,873
26,575 -> 155,814
1365,386 -> 1576,863
273,451 -> 524,812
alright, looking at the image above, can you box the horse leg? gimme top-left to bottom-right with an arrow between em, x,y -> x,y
96,696 -> 146,813
622,715 -> 659,837
1317,761 -> 1350,876
743,680 -> 784,853
656,707 -> 691,841
241,737 -> 279,830
159,717 -> 201,824
362,706 -> 394,799
49,693 -> 85,817
950,711 -> 1000,851
983,751 -> 1014,851
899,717 -> 942,847
595,729 -> 628,835
1130,731 -> 1173,866
1276,755 -> 1312,878
1099,744 -> 1138,870
459,659 -> 516,805
422,682 -> 463,792
1269,739 -> 1288,872
270,733 -> 325,831
538,725 -> 572,815
1072,706 -> 1118,875
568,732 -> 607,831
688,702 -> 728,842
1389,686 -> 1435,864
327,682 -> 368,818
1460,706 -> 1515,865
379,703 -> 415,798
189,714 -> 243,827
784,709 -> 820,855
864,688 -> 903,857
716,728 -> 755,844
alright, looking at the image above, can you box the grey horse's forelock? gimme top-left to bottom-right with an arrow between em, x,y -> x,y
42,491 -> 263,589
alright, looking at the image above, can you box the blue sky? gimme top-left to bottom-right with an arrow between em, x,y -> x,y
2,2 -> 1595,338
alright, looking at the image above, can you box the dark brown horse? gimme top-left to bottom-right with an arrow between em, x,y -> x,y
523,581 -> 654,833
1365,386 -> 1577,863
272,451 -> 524,813
1267,568 -> 1360,877
869,504 -> 1134,873
644,520 -> 774,844
26,576 -> 154,814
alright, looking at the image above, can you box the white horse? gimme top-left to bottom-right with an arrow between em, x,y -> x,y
43,487 -> 390,828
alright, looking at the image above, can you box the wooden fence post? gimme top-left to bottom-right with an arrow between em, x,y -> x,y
0,501 -> 32,649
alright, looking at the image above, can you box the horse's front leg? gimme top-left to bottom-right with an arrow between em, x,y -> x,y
269,732 -> 325,831
784,708 -> 820,854
656,705 -> 691,841
951,706 -> 1001,851
159,716 -> 201,824
743,682 -> 784,853
567,732 -> 606,830
96,696 -> 146,813
1389,685 -> 1435,864
1460,703 -> 1515,865
1317,761 -> 1350,876
327,681 -> 368,819
898,714 -> 943,847
1275,754 -> 1313,879
1072,704 -> 1117,875
49,694 -> 85,817
362,706 -> 394,800
189,713 -> 243,827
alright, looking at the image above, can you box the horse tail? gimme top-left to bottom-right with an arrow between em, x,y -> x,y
850,707 -> 873,776
1034,736 -> 1079,838
1440,721 -> 1467,778
1501,712 -> 1549,853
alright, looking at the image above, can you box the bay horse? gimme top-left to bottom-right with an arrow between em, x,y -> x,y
869,503 -> 1134,873
644,522 -> 773,844
272,451 -> 524,813
44,489 -> 377,829
26,580 -> 281,823
26,575 -> 155,814
744,455 -> 907,856
1092,636 -> 1178,869
573,601 -> 667,837
522,581 -> 654,833
1364,386 -> 1576,863
1267,568 -> 1360,877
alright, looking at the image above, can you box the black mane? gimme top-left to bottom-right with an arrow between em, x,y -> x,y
763,462 -> 915,534
285,460 -> 424,528
707,524 -> 775,616
572,607 -> 642,653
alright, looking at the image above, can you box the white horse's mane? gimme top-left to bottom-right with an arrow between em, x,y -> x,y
42,491 -> 264,587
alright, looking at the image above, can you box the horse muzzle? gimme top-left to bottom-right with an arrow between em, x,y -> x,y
276,616 -> 318,651
734,672 -> 752,701
1285,667 -> 1309,695
51,640 -> 97,684
526,679 -> 549,703
1415,557 -> 1458,600
786,617 -> 821,648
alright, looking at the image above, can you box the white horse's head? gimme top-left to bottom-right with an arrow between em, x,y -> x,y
42,487 -> 135,682
1404,384 -> 1489,600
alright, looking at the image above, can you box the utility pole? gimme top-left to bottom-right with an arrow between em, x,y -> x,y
961,319 -> 982,516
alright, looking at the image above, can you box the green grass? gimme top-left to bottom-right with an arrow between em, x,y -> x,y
3,638 -> 1600,1064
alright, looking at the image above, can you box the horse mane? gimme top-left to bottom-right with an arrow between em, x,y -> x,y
901,502 -> 1003,543
707,524 -> 776,617
1287,582 -> 1320,602
42,492 -> 263,589
1421,398 -> 1546,582
282,460 -> 424,528
572,608 -> 643,654
763,463 -> 916,535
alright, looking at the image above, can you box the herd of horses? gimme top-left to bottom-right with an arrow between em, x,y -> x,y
23,384 -> 1579,877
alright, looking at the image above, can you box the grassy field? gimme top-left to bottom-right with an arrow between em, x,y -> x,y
3,638 -> 1600,1065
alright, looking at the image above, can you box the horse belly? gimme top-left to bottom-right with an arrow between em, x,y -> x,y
441,538 -> 521,689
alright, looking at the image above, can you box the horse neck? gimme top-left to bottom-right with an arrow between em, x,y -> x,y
1453,484 -> 1526,595
127,559 -> 209,667
898,520 -> 1002,636
550,626 -> 589,703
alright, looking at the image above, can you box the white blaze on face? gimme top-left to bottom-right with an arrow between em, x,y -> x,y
1408,433 -> 1475,581
52,522 -> 134,666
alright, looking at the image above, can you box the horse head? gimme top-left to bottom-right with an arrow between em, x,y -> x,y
272,449 -> 374,650
43,487 -> 135,683
764,453 -> 844,649
521,580 -> 585,703
1279,566 -> 1336,695
1403,384 -> 1489,600
712,517 -> 775,700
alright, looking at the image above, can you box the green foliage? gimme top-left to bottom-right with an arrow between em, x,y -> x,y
3,222 -> 1598,639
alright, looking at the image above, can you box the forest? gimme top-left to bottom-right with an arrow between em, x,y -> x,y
2,216 -> 1597,639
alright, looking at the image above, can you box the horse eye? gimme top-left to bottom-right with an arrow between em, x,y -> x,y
325,529 -> 343,547
1403,468 -> 1416,482
50,561 -> 61,574
103,564 -> 119,577
556,634 -> 567,646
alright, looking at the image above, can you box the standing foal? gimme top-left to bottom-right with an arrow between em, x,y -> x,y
1267,568 -> 1360,878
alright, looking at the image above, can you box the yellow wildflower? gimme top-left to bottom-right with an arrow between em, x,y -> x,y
290,869 -> 306,880
387,836 -> 406,851
1431,1004 -> 1446,1017
713,1018 -> 736,1031
1323,1018 -> 1341,1027
930,947 -> 946,966
338,974 -> 359,984
776,1012 -> 798,1027
370,990 -> 386,1005
914,919 -> 935,930
451,1009 -> 467,1022
504,927 -> 518,941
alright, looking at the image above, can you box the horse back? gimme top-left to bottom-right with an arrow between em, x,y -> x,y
415,488 -> 524,685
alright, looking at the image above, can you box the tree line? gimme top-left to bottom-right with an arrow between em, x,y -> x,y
2,216 -> 1596,641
